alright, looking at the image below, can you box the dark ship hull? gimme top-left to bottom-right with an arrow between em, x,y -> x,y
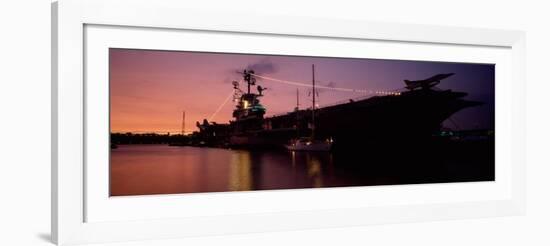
193,70 -> 481,149
229,89 -> 481,149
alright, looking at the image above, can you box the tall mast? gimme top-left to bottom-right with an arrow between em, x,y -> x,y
296,88 -> 300,138
181,111 -> 185,135
247,70 -> 251,94
244,69 -> 253,94
311,64 -> 316,139
296,88 -> 300,110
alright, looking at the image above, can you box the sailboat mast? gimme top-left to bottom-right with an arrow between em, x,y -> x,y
296,88 -> 300,138
296,88 -> 300,110
181,111 -> 185,135
311,64 -> 316,139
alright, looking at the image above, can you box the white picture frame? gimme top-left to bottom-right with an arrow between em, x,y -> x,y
52,0 -> 526,245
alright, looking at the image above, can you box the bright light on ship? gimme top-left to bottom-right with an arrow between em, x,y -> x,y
243,100 -> 249,109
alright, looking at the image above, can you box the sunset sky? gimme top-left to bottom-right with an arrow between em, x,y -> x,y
110,48 -> 495,134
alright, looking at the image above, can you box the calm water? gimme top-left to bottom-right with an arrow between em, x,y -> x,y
110,143 -> 494,196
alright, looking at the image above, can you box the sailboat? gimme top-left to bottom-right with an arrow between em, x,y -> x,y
286,65 -> 333,152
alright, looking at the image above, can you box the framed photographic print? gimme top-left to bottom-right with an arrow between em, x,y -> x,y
52,0 -> 525,245
108,48 -> 496,196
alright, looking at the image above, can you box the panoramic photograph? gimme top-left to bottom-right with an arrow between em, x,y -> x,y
109,48 -> 495,196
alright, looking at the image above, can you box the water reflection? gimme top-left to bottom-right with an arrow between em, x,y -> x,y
229,151 -> 252,191
111,145 -> 338,195
110,142 -> 493,196
305,154 -> 323,188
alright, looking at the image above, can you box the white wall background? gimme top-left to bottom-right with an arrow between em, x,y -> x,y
0,0 -> 548,245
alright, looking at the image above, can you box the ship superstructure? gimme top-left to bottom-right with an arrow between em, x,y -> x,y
198,69 -> 482,149
231,70 -> 267,133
